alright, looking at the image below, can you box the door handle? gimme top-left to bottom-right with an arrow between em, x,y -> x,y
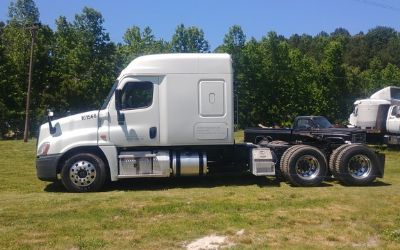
149,127 -> 157,139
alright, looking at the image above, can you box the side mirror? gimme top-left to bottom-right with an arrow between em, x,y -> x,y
115,89 -> 122,110
114,89 -> 125,125
47,109 -> 56,134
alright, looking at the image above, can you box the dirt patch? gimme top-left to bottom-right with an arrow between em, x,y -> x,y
352,236 -> 379,248
186,234 -> 235,250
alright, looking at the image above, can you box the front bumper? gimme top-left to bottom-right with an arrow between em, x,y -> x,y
36,154 -> 62,181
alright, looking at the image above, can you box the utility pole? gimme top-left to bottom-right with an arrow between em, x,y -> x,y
23,25 -> 38,142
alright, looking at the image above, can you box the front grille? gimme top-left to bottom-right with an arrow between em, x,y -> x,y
352,133 -> 366,143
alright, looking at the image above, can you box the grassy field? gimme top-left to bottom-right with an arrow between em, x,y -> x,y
0,139 -> 399,249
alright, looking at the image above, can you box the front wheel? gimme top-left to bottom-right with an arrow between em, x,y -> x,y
61,153 -> 107,192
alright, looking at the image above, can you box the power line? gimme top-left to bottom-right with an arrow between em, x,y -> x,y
353,0 -> 400,12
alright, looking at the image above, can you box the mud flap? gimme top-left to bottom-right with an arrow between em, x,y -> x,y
376,151 -> 385,178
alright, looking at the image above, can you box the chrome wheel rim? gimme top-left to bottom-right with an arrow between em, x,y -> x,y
69,160 -> 96,186
347,154 -> 372,179
295,155 -> 320,180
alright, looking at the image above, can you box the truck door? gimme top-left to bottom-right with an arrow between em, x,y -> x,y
108,76 -> 160,147
386,105 -> 400,134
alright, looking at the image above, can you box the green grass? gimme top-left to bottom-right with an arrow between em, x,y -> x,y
0,140 -> 399,249
234,130 -> 244,142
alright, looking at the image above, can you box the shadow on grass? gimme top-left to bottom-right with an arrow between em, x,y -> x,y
368,180 -> 391,186
44,174 -> 281,192
43,176 -> 391,193
340,180 -> 391,187
285,182 -> 334,188
324,178 -> 391,187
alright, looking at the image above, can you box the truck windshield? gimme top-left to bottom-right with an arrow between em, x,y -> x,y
391,88 -> 400,100
313,117 -> 333,128
100,80 -> 118,110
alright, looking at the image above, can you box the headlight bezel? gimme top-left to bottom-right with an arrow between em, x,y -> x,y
37,142 -> 50,156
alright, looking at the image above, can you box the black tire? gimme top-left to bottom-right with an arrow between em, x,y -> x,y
334,144 -> 379,186
280,145 -> 307,181
61,153 -> 107,192
328,144 -> 353,175
280,145 -> 328,187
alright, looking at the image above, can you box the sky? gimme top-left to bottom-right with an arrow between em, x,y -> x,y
1,0 -> 400,49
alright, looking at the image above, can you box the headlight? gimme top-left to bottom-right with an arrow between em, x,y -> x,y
37,142 -> 50,156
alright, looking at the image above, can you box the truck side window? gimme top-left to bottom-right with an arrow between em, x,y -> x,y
391,106 -> 398,116
296,119 -> 312,129
121,81 -> 153,109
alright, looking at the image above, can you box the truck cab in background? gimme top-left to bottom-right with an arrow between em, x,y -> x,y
349,86 -> 400,145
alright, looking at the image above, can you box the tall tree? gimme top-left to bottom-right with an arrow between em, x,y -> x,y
171,24 -> 209,53
330,27 -> 350,38
1,0 -> 53,135
319,40 -> 348,120
53,7 -> 119,113
8,0 -> 39,25
118,26 -> 169,66
215,25 -> 246,126
344,32 -> 369,70
216,25 -> 245,64
0,21 -> 10,135
365,26 -> 397,54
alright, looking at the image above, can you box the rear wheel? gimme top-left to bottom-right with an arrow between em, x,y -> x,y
61,153 -> 107,192
328,144 -> 352,175
280,145 -> 328,187
334,144 -> 379,185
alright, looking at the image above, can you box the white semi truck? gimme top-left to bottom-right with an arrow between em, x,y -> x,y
349,86 -> 400,145
36,54 -> 385,192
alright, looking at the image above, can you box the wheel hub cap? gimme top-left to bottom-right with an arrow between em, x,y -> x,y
348,154 -> 372,179
70,160 -> 96,186
295,155 -> 320,180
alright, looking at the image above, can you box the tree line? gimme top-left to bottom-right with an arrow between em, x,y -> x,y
1,0 -> 400,137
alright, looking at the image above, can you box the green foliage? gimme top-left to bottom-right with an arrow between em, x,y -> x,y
8,0 -> 39,25
171,24 -> 210,53
52,7 -> 118,113
2,0 -> 400,135
118,26 -> 169,67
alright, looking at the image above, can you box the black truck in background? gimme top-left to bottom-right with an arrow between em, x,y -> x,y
245,116 -> 367,147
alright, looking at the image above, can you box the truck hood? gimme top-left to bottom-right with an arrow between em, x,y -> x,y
50,110 -> 99,134
37,110 -> 100,156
